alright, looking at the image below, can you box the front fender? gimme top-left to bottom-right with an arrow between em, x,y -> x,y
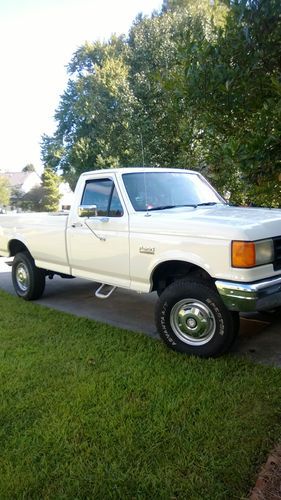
148,250 -> 213,291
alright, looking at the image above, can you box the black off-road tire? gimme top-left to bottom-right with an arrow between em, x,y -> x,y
12,251 -> 45,300
155,279 -> 238,358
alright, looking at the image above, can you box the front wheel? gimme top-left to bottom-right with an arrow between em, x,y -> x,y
155,279 -> 239,358
12,251 -> 45,300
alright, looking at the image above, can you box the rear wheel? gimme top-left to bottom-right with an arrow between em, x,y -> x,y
155,279 -> 238,358
12,251 -> 45,300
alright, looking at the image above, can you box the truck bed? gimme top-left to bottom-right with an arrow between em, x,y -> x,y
0,212 -> 70,274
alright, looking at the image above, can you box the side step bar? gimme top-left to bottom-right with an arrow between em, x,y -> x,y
95,283 -> 116,299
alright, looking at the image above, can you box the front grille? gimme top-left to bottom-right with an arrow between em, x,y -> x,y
273,237 -> 281,270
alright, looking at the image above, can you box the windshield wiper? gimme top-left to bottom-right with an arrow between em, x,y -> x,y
147,204 -> 196,211
194,202 -> 219,208
146,202 -> 221,211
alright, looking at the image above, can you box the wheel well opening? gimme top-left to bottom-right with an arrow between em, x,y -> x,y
9,240 -> 29,257
152,260 -> 212,294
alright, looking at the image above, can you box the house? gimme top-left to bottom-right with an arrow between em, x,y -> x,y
2,171 -> 74,211
2,171 -> 41,195
58,182 -> 74,211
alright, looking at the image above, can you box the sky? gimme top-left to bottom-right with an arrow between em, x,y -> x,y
0,0 -> 162,173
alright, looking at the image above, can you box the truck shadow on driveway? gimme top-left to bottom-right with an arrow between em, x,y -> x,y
0,259 -> 280,367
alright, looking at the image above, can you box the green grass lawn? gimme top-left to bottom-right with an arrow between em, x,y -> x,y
0,289 -> 281,499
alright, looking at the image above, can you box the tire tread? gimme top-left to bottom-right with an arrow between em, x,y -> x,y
155,278 -> 238,358
12,251 -> 45,300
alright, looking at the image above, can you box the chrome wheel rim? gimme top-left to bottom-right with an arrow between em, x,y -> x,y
16,263 -> 29,292
170,299 -> 216,345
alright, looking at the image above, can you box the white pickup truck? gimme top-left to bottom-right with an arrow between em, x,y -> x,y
1,167 -> 281,357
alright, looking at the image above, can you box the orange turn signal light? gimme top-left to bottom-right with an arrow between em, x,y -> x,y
232,241 -> 256,268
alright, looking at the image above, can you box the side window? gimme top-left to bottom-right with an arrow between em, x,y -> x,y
81,178 -> 124,217
108,186 -> 123,217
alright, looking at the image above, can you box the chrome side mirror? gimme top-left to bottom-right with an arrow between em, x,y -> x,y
78,205 -> 97,218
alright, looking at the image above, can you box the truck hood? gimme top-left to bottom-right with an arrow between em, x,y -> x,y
142,205 -> 281,240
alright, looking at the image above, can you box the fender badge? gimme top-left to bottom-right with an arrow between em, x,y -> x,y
139,246 -> 155,255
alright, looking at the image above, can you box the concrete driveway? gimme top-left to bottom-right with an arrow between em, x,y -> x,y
1,257 -> 281,366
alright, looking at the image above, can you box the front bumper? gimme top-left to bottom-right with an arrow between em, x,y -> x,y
215,276 -> 281,312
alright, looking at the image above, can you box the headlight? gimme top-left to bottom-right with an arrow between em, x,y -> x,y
255,239 -> 274,265
232,239 -> 274,268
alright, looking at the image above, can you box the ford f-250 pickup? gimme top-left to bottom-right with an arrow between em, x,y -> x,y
1,167 -> 281,357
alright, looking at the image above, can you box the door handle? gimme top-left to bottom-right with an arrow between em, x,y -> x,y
71,222 -> 83,228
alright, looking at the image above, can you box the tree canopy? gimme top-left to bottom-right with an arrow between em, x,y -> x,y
22,164 -> 36,172
41,168 -> 61,212
0,175 -> 11,207
41,0 -> 281,206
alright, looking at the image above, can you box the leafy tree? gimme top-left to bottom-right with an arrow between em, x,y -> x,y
41,36 -> 137,188
10,186 -> 24,210
41,134 -> 64,170
179,0 -> 281,205
41,0 -> 281,206
127,11 -> 188,168
21,186 -> 44,211
41,168 -> 61,212
162,0 -> 229,27
40,3 -> 228,181
22,164 -> 36,172
127,4 -> 228,170
0,175 -> 11,206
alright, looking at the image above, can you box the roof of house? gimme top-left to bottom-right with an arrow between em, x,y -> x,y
1,171 -> 41,188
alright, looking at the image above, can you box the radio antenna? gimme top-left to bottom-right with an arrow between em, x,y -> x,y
139,131 -> 150,216
140,131 -> 145,167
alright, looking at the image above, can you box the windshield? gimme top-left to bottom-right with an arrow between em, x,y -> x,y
122,171 -> 224,212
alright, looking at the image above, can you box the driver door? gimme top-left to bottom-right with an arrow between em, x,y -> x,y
67,175 -> 130,287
